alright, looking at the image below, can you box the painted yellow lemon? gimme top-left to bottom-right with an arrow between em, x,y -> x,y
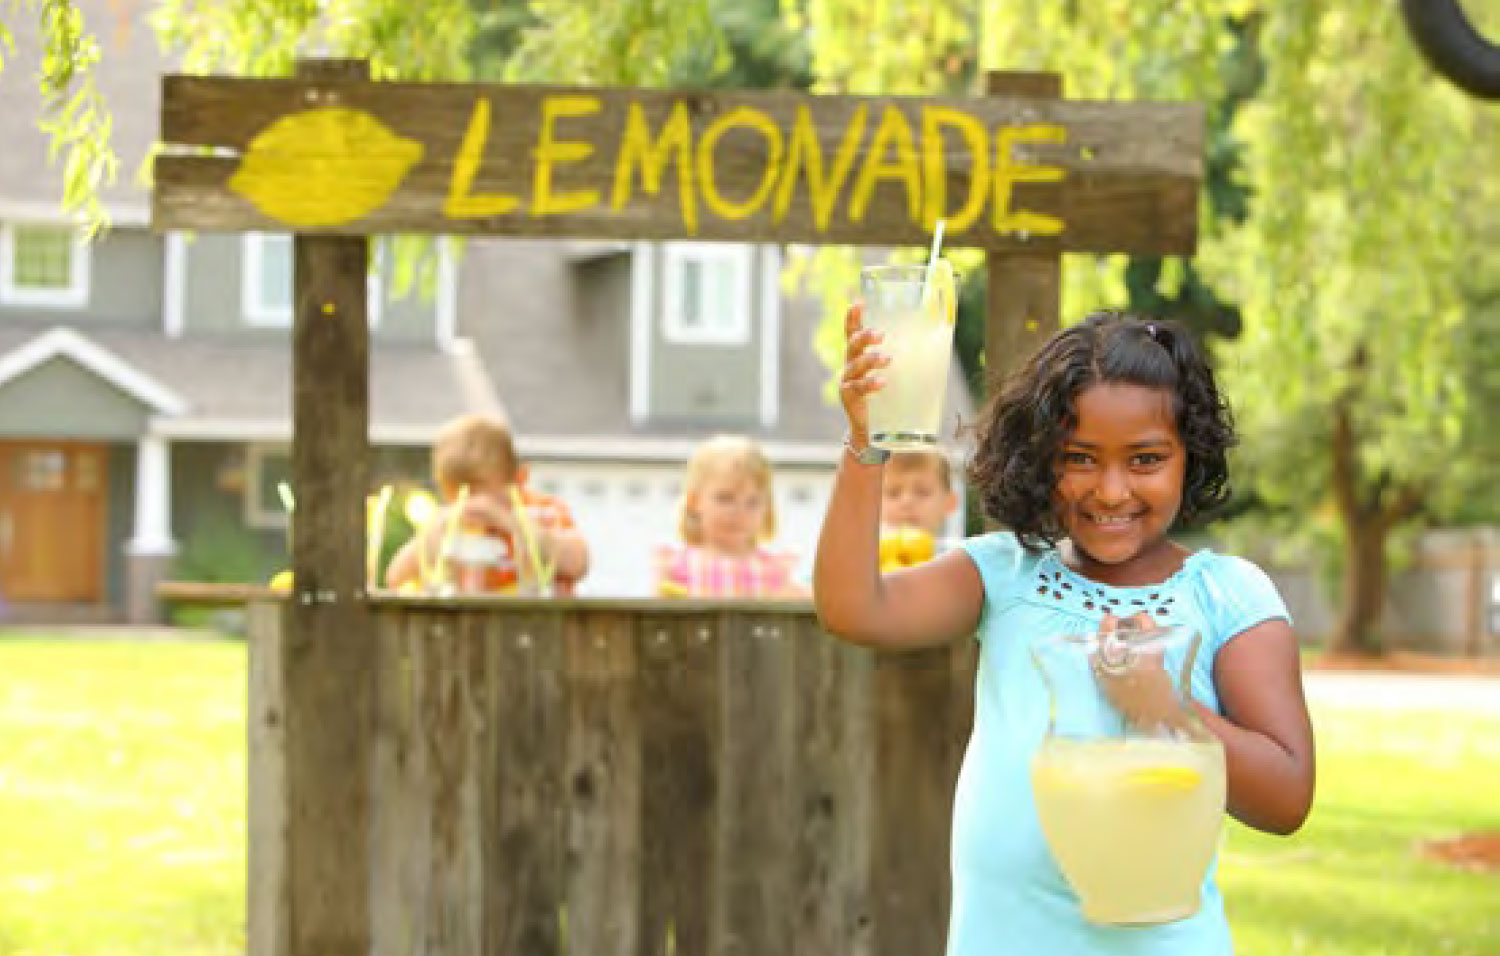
268,570 -> 294,592
1126,766 -> 1202,792
924,258 -> 957,326
230,107 -> 424,228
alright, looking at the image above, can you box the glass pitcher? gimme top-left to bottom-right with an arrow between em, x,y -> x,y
1029,622 -> 1226,927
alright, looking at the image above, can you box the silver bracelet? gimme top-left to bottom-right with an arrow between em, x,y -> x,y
843,432 -> 890,465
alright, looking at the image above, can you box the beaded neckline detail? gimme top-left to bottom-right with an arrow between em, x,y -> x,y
1025,549 -> 1212,621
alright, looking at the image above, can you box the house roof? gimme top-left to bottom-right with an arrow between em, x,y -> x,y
0,322 -> 501,444
0,0 -> 164,223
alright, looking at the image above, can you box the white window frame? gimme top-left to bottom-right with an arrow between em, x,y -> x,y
244,443 -> 292,531
0,221 -> 90,308
661,242 -> 752,345
242,232 -> 386,328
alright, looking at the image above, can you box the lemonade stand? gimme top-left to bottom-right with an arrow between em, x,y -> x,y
152,59 -> 1204,956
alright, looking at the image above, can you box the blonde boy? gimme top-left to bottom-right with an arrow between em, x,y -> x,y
384,415 -> 590,594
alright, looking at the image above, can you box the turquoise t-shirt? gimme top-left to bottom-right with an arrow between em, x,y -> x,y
948,532 -> 1292,956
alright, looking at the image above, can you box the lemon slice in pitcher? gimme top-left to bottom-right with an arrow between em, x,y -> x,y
1126,765 -> 1203,792
924,259 -> 957,326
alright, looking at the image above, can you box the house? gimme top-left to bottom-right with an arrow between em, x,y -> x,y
0,1 -> 970,621
0,6 -> 493,622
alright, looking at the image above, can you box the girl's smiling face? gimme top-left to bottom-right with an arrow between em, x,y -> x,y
1056,382 -> 1187,585
690,467 -> 769,557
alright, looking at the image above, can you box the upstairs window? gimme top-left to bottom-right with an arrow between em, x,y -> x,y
242,232 -> 386,327
0,222 -> 90,307
662,243 -> 751,345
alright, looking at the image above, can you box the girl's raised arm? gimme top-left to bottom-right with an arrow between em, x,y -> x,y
812,303 -> 983,650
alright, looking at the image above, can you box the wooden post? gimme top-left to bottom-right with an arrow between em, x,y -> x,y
282,57 -> 374,956
983,71 -> 1064,391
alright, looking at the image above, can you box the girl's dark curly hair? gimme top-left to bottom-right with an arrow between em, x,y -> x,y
967,311 -> 1236,552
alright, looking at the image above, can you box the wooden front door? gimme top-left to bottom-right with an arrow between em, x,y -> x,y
0,441 -> 108,602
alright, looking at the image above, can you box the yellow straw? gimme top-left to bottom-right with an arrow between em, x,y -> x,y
366,484 -> 393,592
434,484 -> 470,589
508,485 -> 552,592
922,218 -> 947,305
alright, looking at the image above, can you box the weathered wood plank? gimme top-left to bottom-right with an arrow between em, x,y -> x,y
636,612 -> 721,956
485,609 -> 569,955
561,610 -> 641,956
154,76 -> 1201,253
282,55 -> 374,955
870,648 -> 960,956
715,612 -> 796,956
370,611 -> 430,956
985,71 -> 1065,393
792,614 -> 874,956
423,613 -> 489,955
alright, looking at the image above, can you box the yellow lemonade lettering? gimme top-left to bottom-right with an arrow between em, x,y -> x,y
772,103 -> 868,229
992,124 -> 1066,236
849,104 -> 922,224
696,106 -> 785,221
445,97 -> 521,218
921,105 -> 989,232
611,100 -> 698,234
532,94 -> 602,216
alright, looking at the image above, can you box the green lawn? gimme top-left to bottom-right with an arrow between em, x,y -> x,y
0,638 -> 1496,956
0,639 -> 245,956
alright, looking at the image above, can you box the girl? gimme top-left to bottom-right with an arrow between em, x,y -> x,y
654,435 -> 806,598
815,307 -> 1315,955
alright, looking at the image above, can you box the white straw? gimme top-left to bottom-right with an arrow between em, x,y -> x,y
922,218 -> 947,304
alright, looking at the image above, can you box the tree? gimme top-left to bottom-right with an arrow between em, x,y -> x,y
1200,2 -> 1498,655
1,0 -> 118,229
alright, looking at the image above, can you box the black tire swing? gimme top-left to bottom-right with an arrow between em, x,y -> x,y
1400,0 -> 1500,99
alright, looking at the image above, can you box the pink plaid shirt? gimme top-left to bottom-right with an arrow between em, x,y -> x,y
653,544 -> 801,598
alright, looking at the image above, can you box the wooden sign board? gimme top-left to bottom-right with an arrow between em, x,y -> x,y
155,77 -> 1203,254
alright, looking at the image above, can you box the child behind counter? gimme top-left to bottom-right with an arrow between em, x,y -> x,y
384,414 -> 590,595
878,448 -> 960,570
653,435 -> 806,598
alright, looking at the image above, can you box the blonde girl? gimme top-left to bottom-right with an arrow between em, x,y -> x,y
654,435 -> 805,598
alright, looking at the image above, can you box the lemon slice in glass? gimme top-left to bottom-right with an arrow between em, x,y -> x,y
924,258 -> 957,326
1126,766 -> 1203,792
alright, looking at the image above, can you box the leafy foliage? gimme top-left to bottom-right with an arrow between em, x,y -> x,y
1,0 -> 118,231
1201,4 -> 1497,595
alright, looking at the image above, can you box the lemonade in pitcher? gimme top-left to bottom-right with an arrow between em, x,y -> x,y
1030,624 -> 1227,926
861,262 -> 958,450
1033,737 -> 1226,925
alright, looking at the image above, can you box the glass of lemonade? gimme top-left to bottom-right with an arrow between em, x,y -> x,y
860,262 -> 959,451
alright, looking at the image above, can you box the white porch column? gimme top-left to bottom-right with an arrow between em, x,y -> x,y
125,435 -> 176,624
126,435 -> 177,556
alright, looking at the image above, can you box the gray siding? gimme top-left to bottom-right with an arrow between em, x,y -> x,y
0,358 -> 151,439
87,228 -> 164,327
574,255 -> 632,420
647,246 -> 764,427
184,234 -> 258,337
